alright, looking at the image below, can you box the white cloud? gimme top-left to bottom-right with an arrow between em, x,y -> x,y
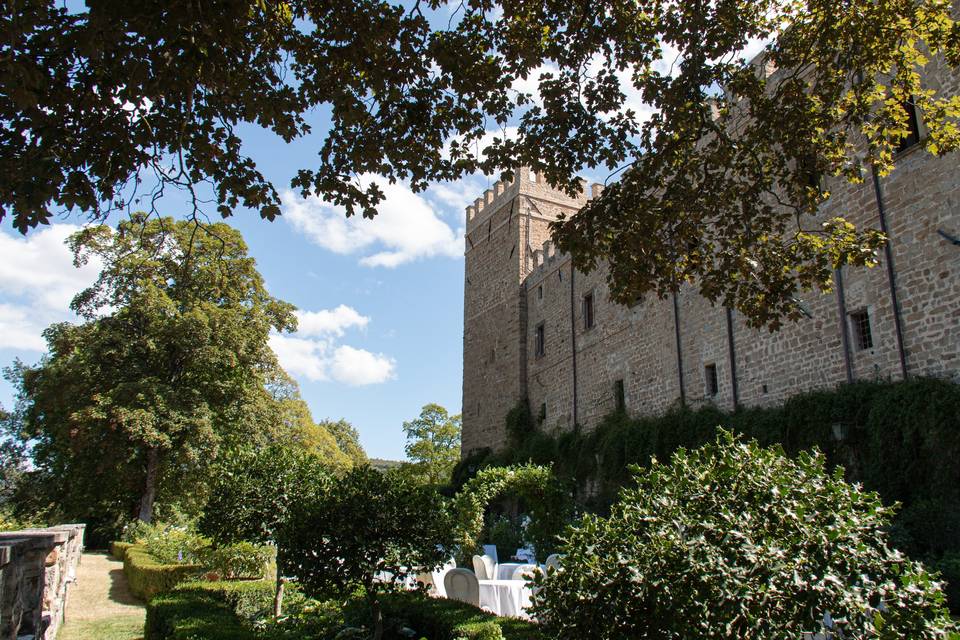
282,175 -> 463,268
0,304 -> 49,351
329,345 -> 396,386
0,224 -> 102,353
295,305 -> 369,338
270,303 -> 396,386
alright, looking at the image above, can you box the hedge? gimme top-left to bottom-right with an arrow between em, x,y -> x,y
348,592 -> 544,640
144,580 -> 275,640
124,545 -> 203,601
111,540 -> 135,561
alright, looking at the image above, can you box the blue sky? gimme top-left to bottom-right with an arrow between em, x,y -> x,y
0,108 -> 495,460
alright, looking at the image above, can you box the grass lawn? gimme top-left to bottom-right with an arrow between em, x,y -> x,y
58,615 -> 143,640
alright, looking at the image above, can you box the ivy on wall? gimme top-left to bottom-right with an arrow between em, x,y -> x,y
452,377 -> 960,611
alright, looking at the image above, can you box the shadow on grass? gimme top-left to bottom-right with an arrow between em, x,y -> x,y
109,567 -> 143,606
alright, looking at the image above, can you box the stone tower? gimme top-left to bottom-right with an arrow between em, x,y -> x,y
461,168 -> 591,455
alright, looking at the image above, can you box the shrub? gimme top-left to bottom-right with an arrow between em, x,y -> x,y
124,546 -> 203,601
347,592 -> 543,640
200,541 -> 273,580
455,379 -> 960,611
135,522 -> 211,565
144,580 -> 274,640
532,431 -> 958,639
111,540 -> 135,561
277,465 -> 456,640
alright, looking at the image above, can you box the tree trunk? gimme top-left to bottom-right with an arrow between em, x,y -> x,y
371,598 -> 384,640
273,573 -> 286,619
137,447 -> 159,523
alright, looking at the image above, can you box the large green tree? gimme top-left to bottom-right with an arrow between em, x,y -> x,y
321,417 -> 369,467
400,403 -> 462,486
4,1 -> 959,326
5,214 -> 296,528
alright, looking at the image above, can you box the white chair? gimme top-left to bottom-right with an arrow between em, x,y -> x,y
444,568 -> 480,607
472,554 -> 495,580
430,559 -> 456,598
545,553 -> 561,573
482,544 -> 499,564
514,544 -> 536,563
511,563 -> 538,581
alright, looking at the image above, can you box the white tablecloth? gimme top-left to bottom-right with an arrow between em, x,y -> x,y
496,563 -> 523,580
479,579 -> 533,618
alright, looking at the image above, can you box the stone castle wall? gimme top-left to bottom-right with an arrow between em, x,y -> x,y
462,61 -> 960,454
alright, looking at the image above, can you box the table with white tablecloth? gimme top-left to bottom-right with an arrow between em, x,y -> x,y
478,579 -> 533,618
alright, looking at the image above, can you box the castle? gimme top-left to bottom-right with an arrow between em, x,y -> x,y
461,68 -> 960,455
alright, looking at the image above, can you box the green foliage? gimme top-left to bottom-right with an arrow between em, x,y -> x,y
110,541 -> 135,561
276,465 -> 456,639
200,542 -> 274,581
3,215 -> 297,536
485,515 -> 526,561
458,379 -> 960,611
322,418 -> 369,467
350,592 -> 543,640
137,523 -> 211,565
124,546 -> 202,601
6,1 -> 960,327
399,403 -> 462,486
199,444 -> 333,546
0,505 -> 43,532
144,580 -> 276,640
532,431 -> 958,639
453,464 -> 572,562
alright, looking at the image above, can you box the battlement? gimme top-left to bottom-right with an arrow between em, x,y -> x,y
465,167 -> 605,232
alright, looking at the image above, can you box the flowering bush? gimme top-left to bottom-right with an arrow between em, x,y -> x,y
532,431 -> 958,639
134,522 -> 210,565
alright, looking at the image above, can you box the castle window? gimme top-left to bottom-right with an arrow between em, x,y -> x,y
705,363 -> 719,397
583,292 -> 595,330
529,168 -> 538,182
614,379 -> 626,412
535,323 -> 545,357
539,402 -> 547,422
538,285 -> 543,300
799,153 -> 821,191
896,99 -> 921,154
849,309 -> 874,350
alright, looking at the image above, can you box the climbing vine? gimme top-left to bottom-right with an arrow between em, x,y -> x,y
452,464 -> 572,561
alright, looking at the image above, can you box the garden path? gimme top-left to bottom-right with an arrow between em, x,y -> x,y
58,551 -> 145,640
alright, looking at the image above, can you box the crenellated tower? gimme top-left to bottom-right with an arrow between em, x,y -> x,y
461,168 -> 597,455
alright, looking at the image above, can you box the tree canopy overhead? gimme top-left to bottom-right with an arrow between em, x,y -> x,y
4,0 -> 959,325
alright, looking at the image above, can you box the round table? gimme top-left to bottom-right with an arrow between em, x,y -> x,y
478,579 -> 533,618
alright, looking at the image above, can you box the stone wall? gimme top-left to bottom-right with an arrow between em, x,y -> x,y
462,58 -> 960,455
0,524 -> 85,640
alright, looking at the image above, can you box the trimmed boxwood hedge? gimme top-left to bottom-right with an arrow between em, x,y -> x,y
111,540 -> 135,561
144,580 -> 275,640
351,592 -> 544,640
124,545 -> 203,601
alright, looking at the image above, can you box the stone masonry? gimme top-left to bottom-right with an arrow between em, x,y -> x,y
0,525 -> 85,640
461,63 -> 960,455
